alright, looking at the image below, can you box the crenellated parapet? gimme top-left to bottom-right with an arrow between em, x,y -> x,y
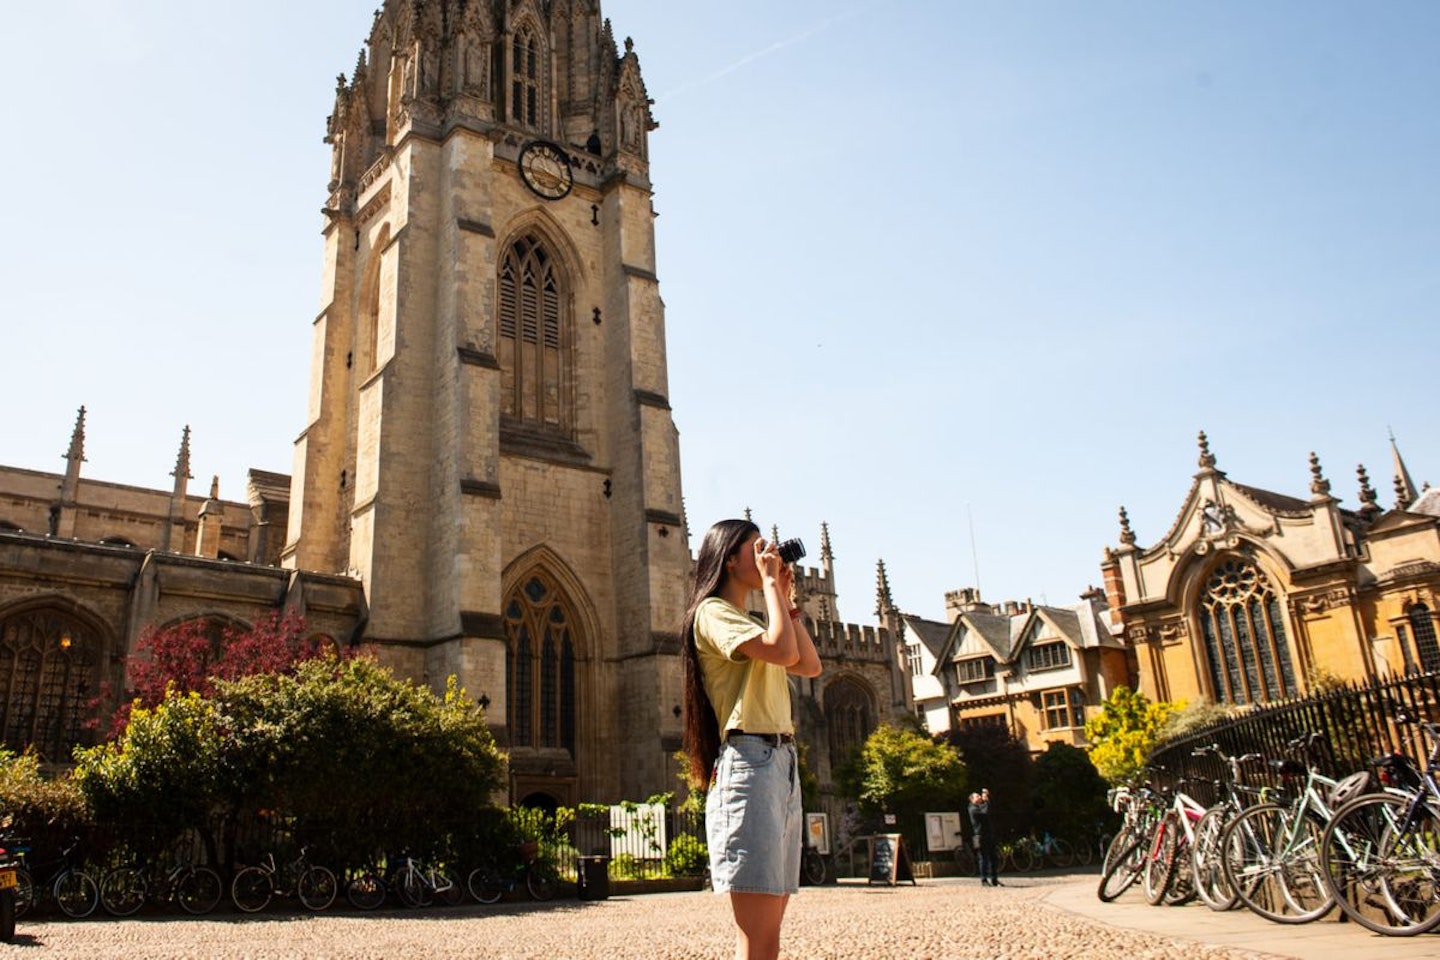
807,618 -> 893,664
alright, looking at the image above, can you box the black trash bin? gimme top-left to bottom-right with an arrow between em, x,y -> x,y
576,855 -> 610,901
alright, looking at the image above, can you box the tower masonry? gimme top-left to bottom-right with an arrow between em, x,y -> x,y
284,0 -> 690,804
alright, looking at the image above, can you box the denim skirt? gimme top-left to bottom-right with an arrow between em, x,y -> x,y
705,736 -> 801,895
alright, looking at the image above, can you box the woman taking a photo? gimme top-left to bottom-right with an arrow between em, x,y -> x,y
681,519 -> 823,960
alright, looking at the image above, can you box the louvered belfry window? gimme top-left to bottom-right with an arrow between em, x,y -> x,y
504,573 -> 577,754
511,28 -> 541,128
1197,557 -> 1298,704
498,234 -> 567,429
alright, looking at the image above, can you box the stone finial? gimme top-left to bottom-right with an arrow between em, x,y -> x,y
1118,506 -> 1136,545
1197,430 -> 1216,469
770,524 -> 780,546
172,426 -> 193,480
64,406 -> 87,463
625,36 -> 634,54
819,522 -> 833,562
1309,452 -> 1331,498
743,506 -> 752,523
208,475 -> 220,500
874,559 -> 894,618
1357,464 -> 1381,518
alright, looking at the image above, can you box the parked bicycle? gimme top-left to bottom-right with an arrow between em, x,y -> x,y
1319,705 -> 1440,936
1220,732 -> 1352,924
801,838 -> 828,886
1186,744 -> 1265,911
5,838 -> 101,920
1141,779 -> 1207,906
389,852 -> 464,908
232,848 -> 338,913
468,842 -> 556,904
100,856 -> 223,917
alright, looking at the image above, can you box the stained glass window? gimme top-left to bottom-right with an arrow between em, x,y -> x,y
504,573 -> 576,754
1197,557 -> 1298,704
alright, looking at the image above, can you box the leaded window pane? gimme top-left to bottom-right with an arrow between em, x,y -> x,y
1197,557 -> 1297,705
0,610 -> 99,761
1410,605 -> 1440,673
504,572 -> 579,756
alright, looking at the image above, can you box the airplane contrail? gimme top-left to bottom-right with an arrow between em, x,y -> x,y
660,9 -> 864,101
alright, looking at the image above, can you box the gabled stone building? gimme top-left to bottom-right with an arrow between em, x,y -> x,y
1102,432 -> 1440,706
901,587 -> 1130,753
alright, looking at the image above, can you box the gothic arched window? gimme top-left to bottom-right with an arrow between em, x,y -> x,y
0,608 -> 100,761
511,25 -> 543,129
504,572 -> 577,753
1197,557 -> 1298,704
1408,603 -> 1440,674
498,234 -> 568,430
825,677 -> 874,769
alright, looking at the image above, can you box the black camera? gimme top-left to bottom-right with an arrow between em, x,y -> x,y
776,538 -> 807,564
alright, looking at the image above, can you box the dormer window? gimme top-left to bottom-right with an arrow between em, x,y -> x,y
955,657 -> 994,684
1027,641 -> 1071,672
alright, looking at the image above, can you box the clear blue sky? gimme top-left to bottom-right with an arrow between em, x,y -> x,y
3,1 -> 1437,623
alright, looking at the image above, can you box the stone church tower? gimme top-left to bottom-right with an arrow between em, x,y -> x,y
283,0 -> 690,806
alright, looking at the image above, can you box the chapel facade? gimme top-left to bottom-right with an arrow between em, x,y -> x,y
1102,432 -> 1440,706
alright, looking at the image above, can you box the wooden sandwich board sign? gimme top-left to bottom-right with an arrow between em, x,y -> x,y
866,834 -> 916,886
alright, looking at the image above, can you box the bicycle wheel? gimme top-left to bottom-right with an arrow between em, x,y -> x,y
1223,803 -> 1332,924
11,867 -> 33,919
1144,816 -> 1180,905
1072,837 -> 1094,868
99,866 -> 147,916
231,866 -> 274,913
803,851 -> 827,885
432,867 -> 465,907
526,865 -> 556,901
1322,793 -> 1440,936
1005,843 -> 1035,873
1049,838 -> 1076,869
953,845 -> 977,875
346,871 -> 386,910
1192,807 -> 1239,911
393,866 -> 427,908
53,868 -> 100,919
177,866 -> 223,915
297,865 -> 338,911
1097,833 -> 1144,902
468,867 -> 504,904
1100,825 -> 1136,876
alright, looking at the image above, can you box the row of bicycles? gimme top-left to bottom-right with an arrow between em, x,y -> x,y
1096,706 -> 1440,937
952,833 -> 1097,874
0,841 -> 558,919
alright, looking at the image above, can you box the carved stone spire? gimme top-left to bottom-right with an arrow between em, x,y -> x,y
1118,506 -> 1136,545
1308,451 -> 1331,499
1390,428 -> 1418,509
743,506 -> 752,523
874,558 -> 894,618
64,406 -> 87,465
172,426 -> 193,485
1357,464 -> 1381,520
819,522 -> 833,563
1197,430 -> 1217,470
770,524 -> 780,547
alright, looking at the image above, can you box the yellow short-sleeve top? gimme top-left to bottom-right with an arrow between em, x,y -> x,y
694,596 -> 794,736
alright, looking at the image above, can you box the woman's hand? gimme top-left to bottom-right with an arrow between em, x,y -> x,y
753,537 -> 783,583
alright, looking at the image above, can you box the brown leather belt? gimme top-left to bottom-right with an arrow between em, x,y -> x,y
728,730 -> 795,746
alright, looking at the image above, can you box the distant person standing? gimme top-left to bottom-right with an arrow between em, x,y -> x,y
968,788 -> 1000,886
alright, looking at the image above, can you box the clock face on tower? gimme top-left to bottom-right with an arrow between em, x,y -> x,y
518,140 -> 574,200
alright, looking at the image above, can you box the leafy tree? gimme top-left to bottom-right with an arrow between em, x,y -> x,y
76,655 -> 507,868
844,724 -> 965,852
1084,685 -> 1181,784
945,723 -> 1034,842
112,612 -> 337,734
1030,742 -> 1110,842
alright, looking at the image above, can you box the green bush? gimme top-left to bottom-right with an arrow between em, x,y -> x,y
663,833 -> 708,876
0,748 -> 90,859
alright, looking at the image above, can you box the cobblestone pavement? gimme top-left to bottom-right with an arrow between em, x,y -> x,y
1,874 -> 1291,960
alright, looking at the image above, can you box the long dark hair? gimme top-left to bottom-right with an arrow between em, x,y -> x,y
681,518 -> 760,784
